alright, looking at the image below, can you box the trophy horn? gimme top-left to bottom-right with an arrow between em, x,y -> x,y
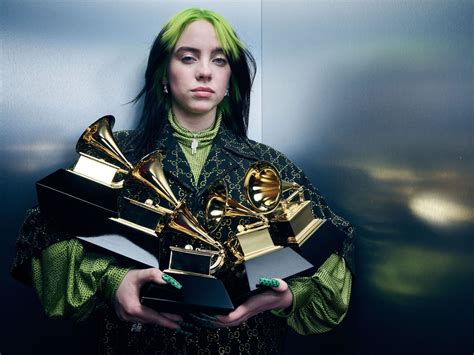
243,162 -> 282,213
169,203 -> 225,255
167,201 -> 226,274
205,180 -> 265,233
77,115 -> 133,172
204,179 -> 282,265
204,181 -> 228,233
132,151 -> 226,273
131,150 -> 179,207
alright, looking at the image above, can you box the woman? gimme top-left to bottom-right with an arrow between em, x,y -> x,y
12,8 -> 354,354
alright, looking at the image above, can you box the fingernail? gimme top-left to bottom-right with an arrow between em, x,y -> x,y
178,321 -> 196,330
162,273 -> 183,289
198,312 -> 218,321
175,327 -> 193,337
258,277 -> 280,288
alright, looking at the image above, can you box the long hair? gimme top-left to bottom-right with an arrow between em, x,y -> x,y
130,8 -> 256,156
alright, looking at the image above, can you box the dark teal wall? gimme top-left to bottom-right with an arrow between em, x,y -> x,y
262,1 -> 473,354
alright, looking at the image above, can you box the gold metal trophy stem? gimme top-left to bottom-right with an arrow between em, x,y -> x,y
131,151 -> 226,274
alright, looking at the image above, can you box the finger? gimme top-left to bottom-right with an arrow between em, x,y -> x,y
188,314 -> 220,329
161,273 -> 183,289
117,297 -> 180,329
160,312 -> 183,322
258,277 -> 288,292
134,268 -> 164,287
137,305 -> 181,329
215,303 -> 250,324
137,269 -> 183,290
271,279 -> 288,292
198,312 -> 218,321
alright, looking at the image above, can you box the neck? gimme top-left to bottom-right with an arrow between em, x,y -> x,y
171,103 -> 216,132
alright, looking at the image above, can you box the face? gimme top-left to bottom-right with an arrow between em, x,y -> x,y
167,20 -> 231,118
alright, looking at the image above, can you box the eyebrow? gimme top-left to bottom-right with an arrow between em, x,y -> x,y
174,46 -> 225,56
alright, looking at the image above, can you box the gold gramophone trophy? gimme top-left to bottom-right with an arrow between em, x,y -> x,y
114,150 -> 234,314
246,163 -> 326,247
72,115 -> 133,187
204,167 -> 313,306
249,161 -> 347,270
36,116 -> 134,234
205,168 -> 282,265
37,117 -> 234,314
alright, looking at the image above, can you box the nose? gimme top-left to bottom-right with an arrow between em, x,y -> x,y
196,61 -> 212,81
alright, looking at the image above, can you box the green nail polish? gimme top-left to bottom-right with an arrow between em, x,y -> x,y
178,321 -> 193,328
259,277 -> 280,288
198,313 -> 218,320
175,327 -> 193,337
162,273 -> 183,289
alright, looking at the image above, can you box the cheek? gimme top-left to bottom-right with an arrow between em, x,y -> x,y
218,71 -> 232,90
168,67 -> 187,91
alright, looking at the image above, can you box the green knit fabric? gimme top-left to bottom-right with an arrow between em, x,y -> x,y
31,239 -> 129,321
272,253 -> 352,334
31,240 -> 351,333
168,110 -> 222,186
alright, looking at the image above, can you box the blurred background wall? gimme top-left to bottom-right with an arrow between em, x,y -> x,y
261,1 -> 473,354
2,1 -> 472,354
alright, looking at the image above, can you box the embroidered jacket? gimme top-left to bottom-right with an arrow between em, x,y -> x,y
12,120 -> 354,354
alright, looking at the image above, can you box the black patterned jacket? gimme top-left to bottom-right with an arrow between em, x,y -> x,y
12,120 -> 354,354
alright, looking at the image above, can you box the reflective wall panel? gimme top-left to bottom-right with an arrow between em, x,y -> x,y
262,1 -> 473,354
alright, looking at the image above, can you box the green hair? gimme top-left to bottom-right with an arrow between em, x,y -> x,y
161,8 -> 245,61
160,8 -> 245,112
132,8 -> 256,155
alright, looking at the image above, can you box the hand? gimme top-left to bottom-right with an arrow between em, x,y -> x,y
114,268 -> 183,329
212,278 -> 293,328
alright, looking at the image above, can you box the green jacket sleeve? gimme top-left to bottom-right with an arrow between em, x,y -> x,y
31,238 -> 129,321
272,253 -> 352,334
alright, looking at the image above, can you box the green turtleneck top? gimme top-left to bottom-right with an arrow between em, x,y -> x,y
168,110 -> 222,185
29,112 -> 352,333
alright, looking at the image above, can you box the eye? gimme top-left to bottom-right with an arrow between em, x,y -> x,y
180,55 -> 197,64
213,57 -> 228,66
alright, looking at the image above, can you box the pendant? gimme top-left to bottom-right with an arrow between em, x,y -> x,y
191,138 -> 198,154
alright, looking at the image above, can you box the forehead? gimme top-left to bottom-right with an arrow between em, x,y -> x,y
174,20 -> 221,50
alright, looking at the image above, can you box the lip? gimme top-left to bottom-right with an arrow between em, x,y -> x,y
191,87 -> 214,93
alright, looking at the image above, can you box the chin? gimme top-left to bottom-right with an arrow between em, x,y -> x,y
188,105 -> 217,115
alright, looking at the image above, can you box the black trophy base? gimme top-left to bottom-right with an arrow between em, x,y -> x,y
36,169 -> 119,234
140,273 -> 234,315
223,247 -> 314,306
295,220 -> 347,270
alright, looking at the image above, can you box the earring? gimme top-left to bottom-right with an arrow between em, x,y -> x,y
225,88 -> 229,97
163,84 -> 169,94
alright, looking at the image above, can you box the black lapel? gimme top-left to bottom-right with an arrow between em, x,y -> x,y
153,123 -> 196,193
140,121 -> 262,196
